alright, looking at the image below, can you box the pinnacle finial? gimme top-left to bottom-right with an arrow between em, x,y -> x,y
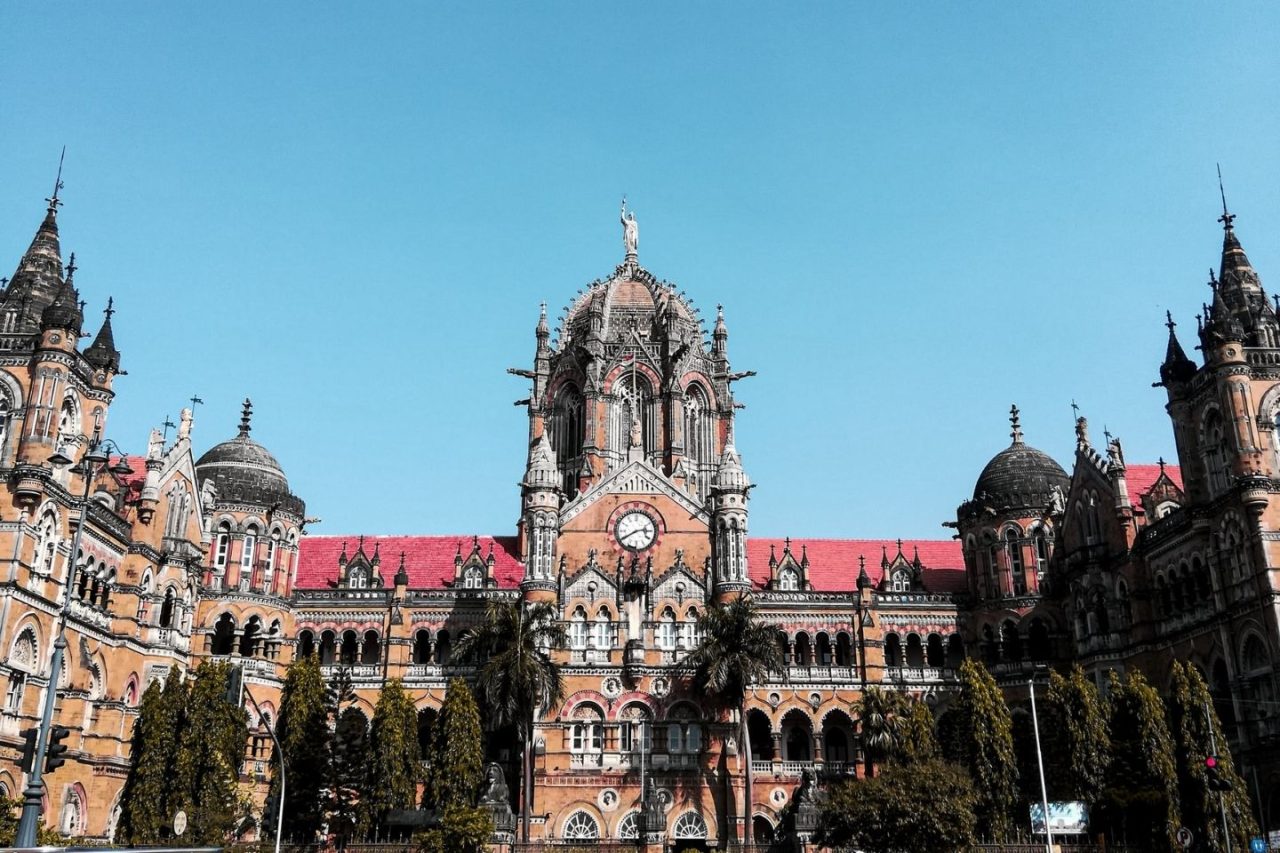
1165,310 -> 1175,333
239,398 -> 253,437
1217,163 -> 1236,231
1158,456 -> 1166,474
65,252 -> 77,282
1010,404 -> 1023,445
103,296 -> 115,322
46,147 -> 66,214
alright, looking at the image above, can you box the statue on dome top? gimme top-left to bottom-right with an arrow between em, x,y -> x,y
621,198 -> 638,257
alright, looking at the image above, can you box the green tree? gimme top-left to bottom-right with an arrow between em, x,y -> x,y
816,758 -> 978,852
424,678 -> 485,811
117,671 -> 188,844
327,668 -> 367,846
452,599 -> 567,843
359,678 -> 421,834
415,805 -> 493,853
684,595 -> 783,844
894,696 -> 940,765
1167,661 -> 1258,851
0,797 -> 62,846
1098,669 -> 1179,850
946,659 -> 1019,840
1045,665 -> 1110,807
172,662 -> 249,844
268,651 -> 331,842
854,687 -> 908,776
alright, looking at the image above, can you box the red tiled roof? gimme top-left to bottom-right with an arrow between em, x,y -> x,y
747,538 -> 966,593
1127,462 -> 1183,512
296,535 -> 524,590
296,534 -> 969,593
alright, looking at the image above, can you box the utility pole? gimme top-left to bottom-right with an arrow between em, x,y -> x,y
1205,700 -> 1232,853
1029,676 -> 1053,853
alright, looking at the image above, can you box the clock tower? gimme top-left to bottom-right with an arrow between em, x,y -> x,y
513,207 -> 750,604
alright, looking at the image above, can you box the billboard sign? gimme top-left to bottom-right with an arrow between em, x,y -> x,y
1029,802 -> 1088,835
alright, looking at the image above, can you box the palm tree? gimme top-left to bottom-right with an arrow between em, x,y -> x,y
451,598 -> 567,843
685,595 -> 782,845
853,687 -> 908,777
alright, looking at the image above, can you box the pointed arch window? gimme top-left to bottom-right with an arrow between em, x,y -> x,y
549,384 -> 585,498
241,525 -> 258,576
569,607 -> 588,649
348,566 -> 368,589
1032,526 -> 1049,577
1006,529 -> 1026,595
0,398 -> 10,462
684,384 -> 716,499
778,566 -> 799,591
592,607 -> 613,649
462,565 -> 484,589
1203,411 -> 1230,495
608,373 -> 656,467
657,608 -> 676,650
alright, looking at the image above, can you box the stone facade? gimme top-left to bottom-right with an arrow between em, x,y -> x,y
0,194 -> 1276,844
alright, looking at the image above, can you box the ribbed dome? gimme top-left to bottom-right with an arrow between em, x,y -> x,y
973,442 -> 1069,509
558,264 -> 699,349
195,400 -> 304,515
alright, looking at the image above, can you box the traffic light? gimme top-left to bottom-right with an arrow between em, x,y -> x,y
1205,755 -> 1233,791
44,725 -> 71,772
225,664 -> 243,707
18,728 -> 38,773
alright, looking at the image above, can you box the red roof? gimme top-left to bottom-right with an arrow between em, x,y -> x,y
1127,462 -> 1183,512
296,535 -> 524,590
296,535 -> 966,593
747,538 -> 966,593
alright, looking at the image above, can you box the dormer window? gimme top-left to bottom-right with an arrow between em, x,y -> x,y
348,566 -> 367,589
462,565 -> 484,589
778,567 -> 799,591
891,570 -> 909,593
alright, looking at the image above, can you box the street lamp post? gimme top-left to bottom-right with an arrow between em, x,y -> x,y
15,432 -> 132,847
1029,673 -> 1054,853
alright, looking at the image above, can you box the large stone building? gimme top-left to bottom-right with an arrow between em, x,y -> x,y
0,191 -> 1276,846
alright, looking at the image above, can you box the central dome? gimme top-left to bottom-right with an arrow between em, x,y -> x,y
557,262 -> 701,349
194,400 -> 304,516
973,442 -> 1069,509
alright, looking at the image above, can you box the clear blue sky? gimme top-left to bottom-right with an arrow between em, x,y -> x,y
3,4 -> 1279,542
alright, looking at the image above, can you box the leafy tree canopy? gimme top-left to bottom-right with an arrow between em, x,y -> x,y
817,758 -> 977,853
359,678 -> 421,834
1098,669 -> 1180,850
425,678 -> 484,812
269,652 -> 331,842
950,659 -> 1019,840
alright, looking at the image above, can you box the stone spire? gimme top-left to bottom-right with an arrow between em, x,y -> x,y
3,189 -> 67,334
712,304 -> 728,355
239,398 -> 253,437
1009,404 -> 1023,446
1159,311 -> 1196,386
84,297 -> 121,372
40,252 -> 83,335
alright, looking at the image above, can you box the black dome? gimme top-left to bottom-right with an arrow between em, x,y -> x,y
972,442 -> 1069,510
195,402 -> 304,515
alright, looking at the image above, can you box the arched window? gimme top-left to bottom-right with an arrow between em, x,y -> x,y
619,703 -> 653,753
158,588 -> 175,628
214,522 -> 230,570
1001,620 -> 1022,662
562,811 -> 600,840
56,397 -> 79,454
320,630 -> 337,665
905,633 -> 924,667
264,531 -> 280,588
0,398 -> 10,461
926,633 -> 944,667
340,630 -> 359,665
684,384 -> 716,499
434,630 -> 451,665
361,630 -> 380,665
884,633 -> 902,668
1032,527 -> 1049,576
1086,493 -> 1101,543
680,607 -> 701,649
298,629 -> 316,659
60,786 -> 86,837
35,511 -> 59,576
463,565 -> 484,589
569,607 -> 588,649
616,811 -> 640,840
1116,580 -> 1132,627
666,703 -> 702,755
413,630 -> 431,664
672,811 -> 708,840
1027,619 -> 1051,659
241,525 -> 258,575
240,616 -> 262,657
548,384 -> 585,498
1006,529 -> 1025,595
778,566 -> 799,591
981,532 -> 998,599
657,608 -> 676,650
570,704 -> 604,756
794,632 -> 812,666
608,373 -> 656,467
347,565 -> 367,589
1202,411 -> 1231,495
76,555 -> 92,601
210,613 -> 235,656
592,608 -> 612,650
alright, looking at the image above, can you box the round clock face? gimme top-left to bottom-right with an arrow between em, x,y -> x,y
615,510 -> 657,552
